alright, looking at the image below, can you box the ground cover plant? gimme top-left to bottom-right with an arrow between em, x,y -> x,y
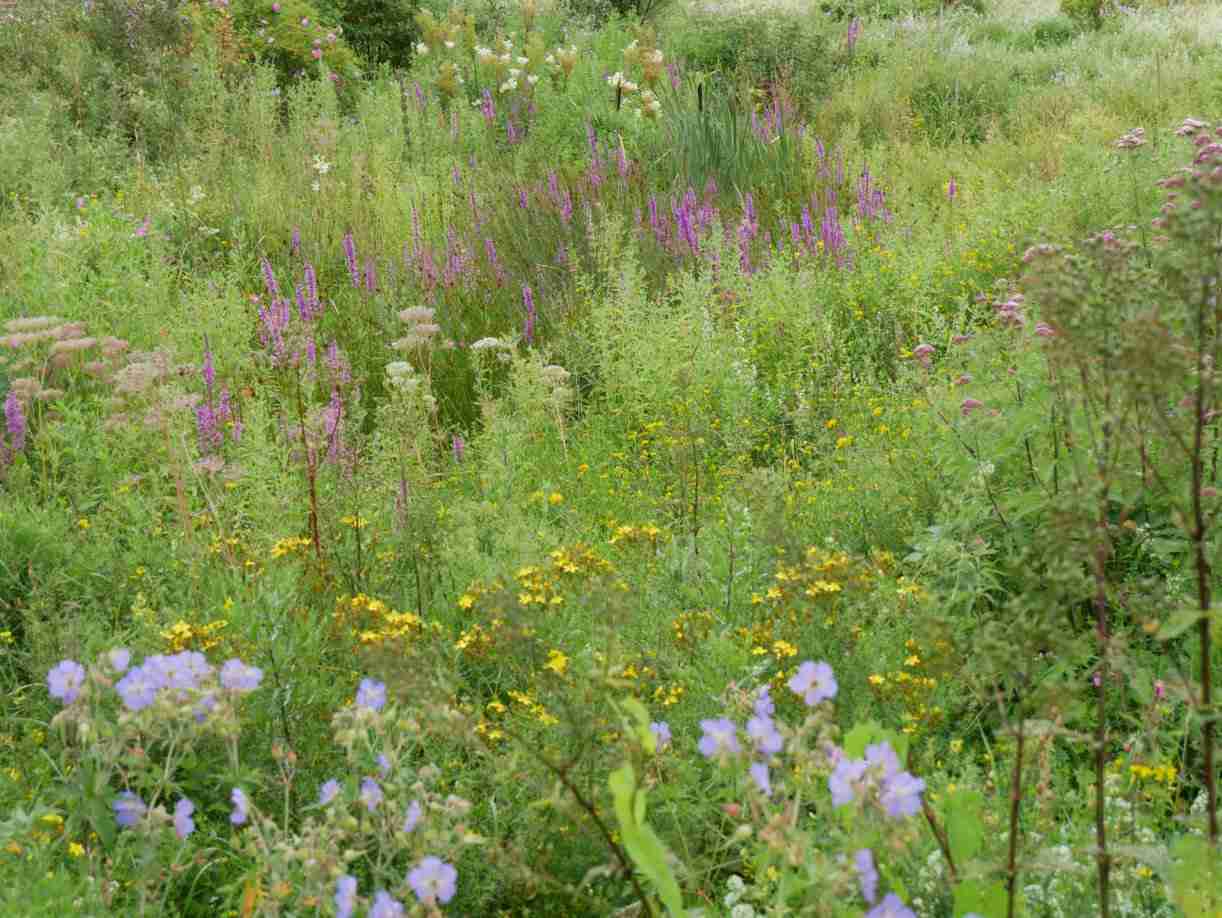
0,0 -> 1220,914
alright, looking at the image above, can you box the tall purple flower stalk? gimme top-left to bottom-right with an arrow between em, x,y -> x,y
342,232 -> 359,287
847,17 -> 862,54
522,285 -> 536,345
480,89 -> 496,124
2,390 -> 26,467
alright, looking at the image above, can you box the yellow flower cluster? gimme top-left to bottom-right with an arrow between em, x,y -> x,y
1128,762 -> 1177,786
270,536 -> 313,559
867,639 -> 945,736
332,594 -> 425,649
608,522 -> 664,547
161,618 -> 229,653
670,610 -> 714,648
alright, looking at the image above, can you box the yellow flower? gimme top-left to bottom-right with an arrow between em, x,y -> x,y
77,518 -> 91,530
548,492 -> 564,506
835,436 -> 854,450
868,674 -> 886,686
950,739 -> 964,753
825,418 -> 838,430
457,593 -> 476,610
67,842 -> 84,858
544,649 -> 569,675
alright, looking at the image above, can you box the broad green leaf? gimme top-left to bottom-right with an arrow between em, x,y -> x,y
1157,606 -> 1205,641
843,721 -> 885,759
609,763 -> 686,917
945,789 -> 986,865
954,878 -> 1010,918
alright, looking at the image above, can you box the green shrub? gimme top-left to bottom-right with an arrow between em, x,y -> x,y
1060,0 -> 1106,28
320,0 -> 423,68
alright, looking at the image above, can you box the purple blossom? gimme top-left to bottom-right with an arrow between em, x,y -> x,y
113,791 -> 146,828
523,285 -> 536,345
369,891 -> 404,918
133,216 -> 151,238
4,390 -> 26,453
452,434 -> 465,462
855,848 -> 879,904
697,718 -> 741,758
46,660 -> 86,705
865,741 -> 901,779
408,856 -> 458,905
403,799 -> 423,832
866,893 -> 917,918
334,876 -> 358,918
201,345 -> 215,392
116,663 -> 165,712
912,343 -> 935,368
219,659 -> 263,693
746,715 -> 784,756
649,721 -> 672,751
829,757 -> 868,806
355,678 -> 387,711
365,256 -> 377,294
880,771 -> 925,819
947,175 -> 957,201
788,661 -> 837,705
107,648 -> 131,673
377,753 -> 392,776
319,779 -> 341,805
174,798 -> 195,839
749,761 -> 772,797
260,257 -> 281,300
290,226 -> 301,255
360,777 -> 383,812
230,787 -> 249,825
342,232 -> 359,287
961,397 -> 984,417
754,685 -> 775,718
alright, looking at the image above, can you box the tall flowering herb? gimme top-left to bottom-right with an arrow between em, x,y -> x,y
3,388 -> 28,468
342,231 -> 360,287
522,285 -> 537,345
291,226 -> 301,256
847,17 -> 862,54
364,257 -> 378,294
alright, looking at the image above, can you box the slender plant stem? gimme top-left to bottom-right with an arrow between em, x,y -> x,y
1006,714 -> 1025,918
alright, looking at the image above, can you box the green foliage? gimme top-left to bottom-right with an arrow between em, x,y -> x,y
322,0 -> 423,68
1060,0 -> 1106,28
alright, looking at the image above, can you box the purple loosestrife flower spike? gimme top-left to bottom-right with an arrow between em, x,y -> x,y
291,226 -> 301,255
650,721 -> 672,750
452,434 -> 465,462
365,257 -> 377,294
750,761 -> 772,797
260,257 -> 280,300
230,788 -> 249,825
356,678 -> 387,711
319,779 -> 341,805
948,175 -> 957,201
114,792 -> 146,828
174,798 -> 196,839
334,876 -> 358,918
855,849 -> 879,904
403,799 -> 423,832
369,891 -> 404,918
5,390 -> 26,452
522,285 -> 536,345
866,893 -> 917,918
47,660 -> 86,704
408,857 -> 458,905
342,232 -> 359,287
697,718 -> 741,758
378,753 -> 391,776
788,660 -> 838,705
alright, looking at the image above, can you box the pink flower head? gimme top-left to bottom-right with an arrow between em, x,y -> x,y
312,48 -> 322,59
912,343 -> 935,368
955,373 -> 972,386
1154,680 -> 1166,700
961,398 -> 984,417
1034,322 -> 1056,338
271,2 -> 280,10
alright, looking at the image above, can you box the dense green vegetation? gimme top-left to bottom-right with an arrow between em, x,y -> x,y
0,0 -> 1220,914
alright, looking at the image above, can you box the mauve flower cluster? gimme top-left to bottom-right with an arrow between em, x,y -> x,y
698,660 -> 837,798
46,648 -> 262,715
827,739 -> 925,820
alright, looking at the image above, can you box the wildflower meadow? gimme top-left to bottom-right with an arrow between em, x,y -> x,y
0,0 -> 1220,914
